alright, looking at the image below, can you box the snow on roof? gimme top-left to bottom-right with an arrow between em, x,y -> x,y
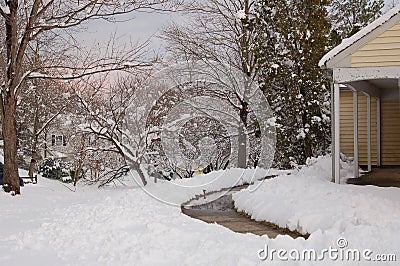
319,4 -> 400,68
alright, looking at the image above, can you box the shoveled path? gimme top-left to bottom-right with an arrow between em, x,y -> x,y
181,186 -> 305,239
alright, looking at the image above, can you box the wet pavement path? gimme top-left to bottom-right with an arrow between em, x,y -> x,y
181,187 -> 306,239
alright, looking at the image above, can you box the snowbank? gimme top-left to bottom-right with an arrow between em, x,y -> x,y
233,156 -> 400,262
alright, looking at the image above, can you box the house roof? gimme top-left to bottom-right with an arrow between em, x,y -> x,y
319,4 -> 400,68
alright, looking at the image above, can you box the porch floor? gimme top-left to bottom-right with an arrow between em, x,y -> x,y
347,167 -> 400,188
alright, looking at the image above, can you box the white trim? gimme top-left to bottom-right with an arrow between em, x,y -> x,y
334,83 -> 341,184
333,67 -> 400,84
331,83 -> 336,182
353,90 -> 359,178
377,98 -> 381,167
366,94 -> 372,172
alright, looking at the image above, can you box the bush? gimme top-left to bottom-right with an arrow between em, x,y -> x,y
38,157 -> 72,182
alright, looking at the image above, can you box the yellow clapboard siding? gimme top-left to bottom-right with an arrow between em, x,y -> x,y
351,22 -> 400,67
381,100 -> 400,165
340,91 -> 378,165
352,49 -> 400,57
352,55 -> 400,63
367,35 -> 400,44
359,42 -> 400,51
378,29 -> 400,38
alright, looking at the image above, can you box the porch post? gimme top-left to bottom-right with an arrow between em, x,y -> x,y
334,83 -> 341,184
367,94 -> 372,172
331,82 -> 335,182
377,98 -> 381,167
353,90 -> 359,178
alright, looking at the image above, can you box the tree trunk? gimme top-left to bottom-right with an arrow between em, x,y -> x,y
28,138 -> 38,179
28,104 -> 40,179
131,161 -> 147,186
237,125 -> 247,168
304,134 -> 313,159
301,112 -> 313,159
237,100 -> 249,168
44,131 -> 48,158
73,159 -> 83,186
2,94 -> 20,194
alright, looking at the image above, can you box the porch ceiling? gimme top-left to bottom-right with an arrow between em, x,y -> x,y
368,78 -> 398,90
346,78 -> 400,100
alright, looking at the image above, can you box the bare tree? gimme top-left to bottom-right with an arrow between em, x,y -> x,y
76,74 -> 152,187
161,0 -> 266,169
17,41 -> 77,179
17,79 -> 71,178
0,0 -> 178,194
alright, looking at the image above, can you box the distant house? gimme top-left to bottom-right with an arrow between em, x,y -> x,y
45,130 -> 69,160
42,114 -> 77,161
320,4 -> 400,183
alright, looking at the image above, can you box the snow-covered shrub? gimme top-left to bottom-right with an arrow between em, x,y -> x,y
38,157 -> 72,182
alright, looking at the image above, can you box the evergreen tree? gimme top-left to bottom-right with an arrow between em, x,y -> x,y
255,0 -> 332,168
330,0 -> 384,40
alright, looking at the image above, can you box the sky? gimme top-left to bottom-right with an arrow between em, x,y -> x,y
77,10 -> 185,58
77,1 -> 398,59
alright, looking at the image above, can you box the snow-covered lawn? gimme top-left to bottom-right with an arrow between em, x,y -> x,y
0,169 -> 282,266
0,162 -> 399,265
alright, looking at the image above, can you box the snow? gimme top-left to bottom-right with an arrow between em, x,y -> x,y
0,160 -> 398,265
233,156 -> 400,263
0,169 -> 281,266
132,168 -> 282,207
0,4 -> 10,15
235,10 -> 247,20
319,4 -> 400,67
122,61 -> 138,68
28,72 -> 49,78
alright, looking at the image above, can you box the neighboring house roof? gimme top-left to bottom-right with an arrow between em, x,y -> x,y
319,4 -> 400,68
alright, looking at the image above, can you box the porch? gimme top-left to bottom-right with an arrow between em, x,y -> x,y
331,67 -> 400,184
318,5 -> 400,184
347,167 -> 400,188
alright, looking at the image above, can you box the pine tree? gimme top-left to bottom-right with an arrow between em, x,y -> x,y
255,0 -> 332,168
330,0 -> 384,39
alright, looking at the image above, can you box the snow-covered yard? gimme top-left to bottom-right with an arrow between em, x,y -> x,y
1,161 -> 399,265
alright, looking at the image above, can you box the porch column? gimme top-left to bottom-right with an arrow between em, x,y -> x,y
377,98 -> 381,167
367,94 -> 372,172
353,90 -> 359,178
333,83 -> 341,184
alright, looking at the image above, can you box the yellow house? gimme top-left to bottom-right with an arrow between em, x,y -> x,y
320,5 -> 400,183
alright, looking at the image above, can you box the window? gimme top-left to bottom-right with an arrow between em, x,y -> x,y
51,135 -> 67,146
